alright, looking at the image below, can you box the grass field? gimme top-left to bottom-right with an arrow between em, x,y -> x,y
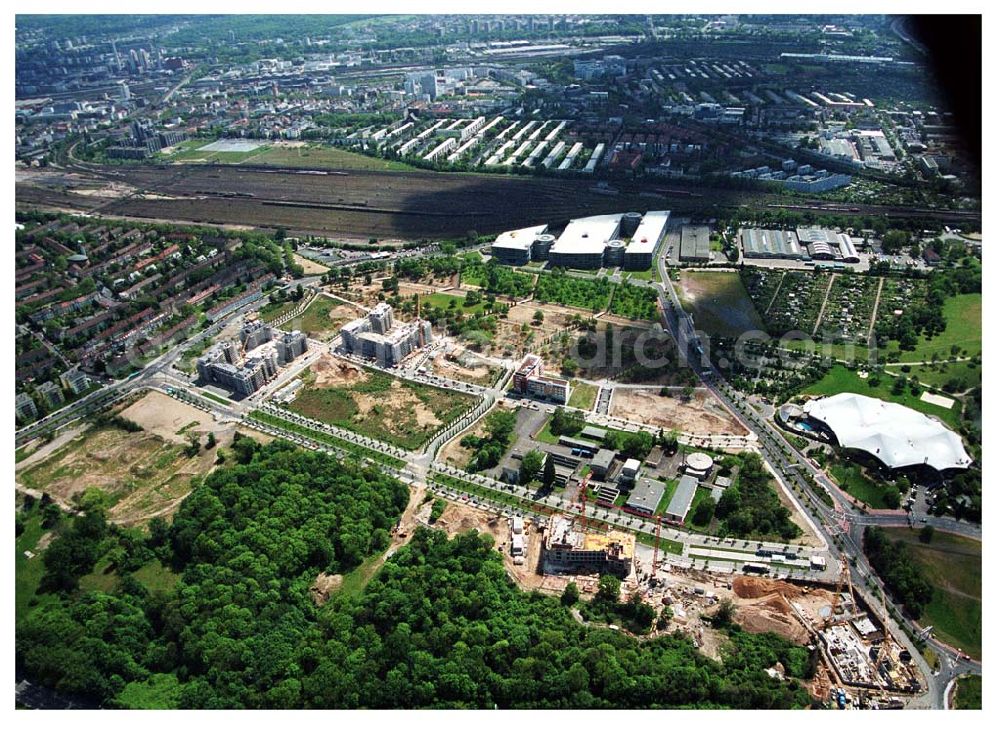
624,268 -> 655,281
286,295 -> 362,338
80,556 -> 182,596
288,367 -> 476,450
678,271 -> 765,338
419,292 -> 489,315
800,365 -> 962,429
884,528 -> 981,661
902,359 -> 981,393
953,675 -> 982,710
568,381 -> 598,411
15,506 -> 57,624
164,139 -> 269,164
890,293 -> 981,361
258,298 -> 301,322
247,144 -> 417,172
828,460 -> 892,508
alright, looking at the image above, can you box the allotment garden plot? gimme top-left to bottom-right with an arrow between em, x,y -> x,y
287,354 -> 477,450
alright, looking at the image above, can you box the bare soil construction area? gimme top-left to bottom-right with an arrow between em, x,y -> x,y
610,387 -> 748,435
292,253 -> 329,274
428,348 -> 499,387
731,576 -> 835,646
16,391 -> 241,525
428,500 -> 546,590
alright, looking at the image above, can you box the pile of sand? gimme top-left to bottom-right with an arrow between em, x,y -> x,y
312,354 -> 365,388
732,576 -> 805,600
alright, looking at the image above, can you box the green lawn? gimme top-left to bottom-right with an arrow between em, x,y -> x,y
678,271 -> 766,339
248,144 -> 417,172
419,292 -> 489,315
781,339 -> 874,364
164,140 -> 270,164
624,268 -> 654,281
890,293 -> 982,362
800,365 -> 962,429
80,555 -> 184,596
200,390 -> 231,405
953,675 -> 982,710
336,552 -> 387,598
828,461 -> 892,508
902,359 -> 981,394
568,381 -> 598,411
884,528 -> 981,661
259,298 -> 301,322
293,295 -> 360,338
16,507 -> 57,624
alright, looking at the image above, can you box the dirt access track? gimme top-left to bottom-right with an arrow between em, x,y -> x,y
610,386 -> 748,435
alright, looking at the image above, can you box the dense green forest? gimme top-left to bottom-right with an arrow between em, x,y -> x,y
713,453 -> 801,542
862,527 -> 934,618
17,438 -> 814,709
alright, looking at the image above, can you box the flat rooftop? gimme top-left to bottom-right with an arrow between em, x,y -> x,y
626,477 -> 666,514
625,210 -> 670,255
491,224 -> 548,252
679,225 -> 711,260
551,213 -> 622,256
741,228 -> 802,256
666,474 -> 699,519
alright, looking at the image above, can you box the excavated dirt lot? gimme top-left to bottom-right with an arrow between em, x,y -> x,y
309,354 -> 367,388
428,349 -> 498,387
15,391 -> 264,526
118,390 -> 232,442
730,576 -> 835,646
292,253 -> 329,274
428,500 -> 546,590
610,387 -> 748,435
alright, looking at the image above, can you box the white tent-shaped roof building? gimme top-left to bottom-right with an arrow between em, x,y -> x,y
802,392 -> 972,473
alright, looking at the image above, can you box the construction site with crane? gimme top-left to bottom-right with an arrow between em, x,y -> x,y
508,471 -> 927,709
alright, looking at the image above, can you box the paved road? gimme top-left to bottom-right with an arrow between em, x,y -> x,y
648,244 -> 980,708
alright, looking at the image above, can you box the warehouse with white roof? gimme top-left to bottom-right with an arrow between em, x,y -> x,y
624,210 -> 670,270
549,213 -> 623,269
801,392 -> 973,473
490,224 -> 548,265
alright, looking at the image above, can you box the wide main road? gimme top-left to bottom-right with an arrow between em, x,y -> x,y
651,248 -> 980,707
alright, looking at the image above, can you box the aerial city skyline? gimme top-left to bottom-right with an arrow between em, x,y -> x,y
12,12 -> 984,717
